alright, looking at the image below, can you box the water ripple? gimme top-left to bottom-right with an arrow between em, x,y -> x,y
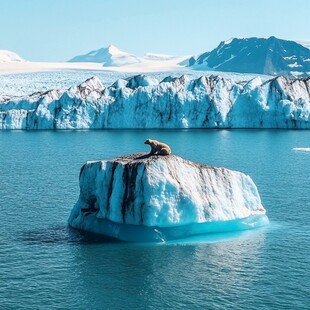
19,225 -> 120,245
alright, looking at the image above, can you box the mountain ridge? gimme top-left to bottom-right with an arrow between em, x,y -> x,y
188,36 -> 310,77
67,44 -> 186,68
68,44 -> 141,66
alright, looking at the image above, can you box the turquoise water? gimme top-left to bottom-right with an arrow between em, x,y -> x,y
0,130 -> 309,309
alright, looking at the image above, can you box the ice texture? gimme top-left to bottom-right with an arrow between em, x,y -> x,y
68,153 -> 268,242
1,74 -> 310,129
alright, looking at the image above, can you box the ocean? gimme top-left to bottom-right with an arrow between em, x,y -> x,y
0,129 -> 309,309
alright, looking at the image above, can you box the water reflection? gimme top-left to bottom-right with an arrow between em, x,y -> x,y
67,228 -> 267,309
20,225 -> 120,245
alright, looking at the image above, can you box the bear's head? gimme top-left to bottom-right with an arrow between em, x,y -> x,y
144,139 -> 152,145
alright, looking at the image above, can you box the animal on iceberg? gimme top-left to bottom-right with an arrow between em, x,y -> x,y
144,139 -> 171,155
68,152 -> 268,242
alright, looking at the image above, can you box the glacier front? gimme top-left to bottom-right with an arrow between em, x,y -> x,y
68,153 -> 268,242
1,74 -> 310,129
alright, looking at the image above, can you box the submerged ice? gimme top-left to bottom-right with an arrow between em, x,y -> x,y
1,74 -> 310,129
68,153 -> 268,242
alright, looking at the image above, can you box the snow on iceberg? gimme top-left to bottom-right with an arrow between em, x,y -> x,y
1,74 -> 310,129
68,153 -> 268,242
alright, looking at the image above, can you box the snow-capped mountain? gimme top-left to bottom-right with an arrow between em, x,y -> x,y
68,45 -> 188,70
188,37 -> 310,77
68,45 -> 141,66
0,50 -> 24,63
1,74 -> 310,129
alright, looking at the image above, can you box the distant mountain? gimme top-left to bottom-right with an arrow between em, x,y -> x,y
297,41 -> 310,50
188,37 -> 310,77
68,45 -> 141,66
143,53 -> 179,61
0,50 -> 24,63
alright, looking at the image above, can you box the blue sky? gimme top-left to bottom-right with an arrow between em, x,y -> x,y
1,0 -> 310,61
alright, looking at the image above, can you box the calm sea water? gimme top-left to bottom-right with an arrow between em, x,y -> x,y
0,129 -> 309,309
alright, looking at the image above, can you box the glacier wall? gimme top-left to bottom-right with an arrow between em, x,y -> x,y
68,153 -> 268,241
1,74 -> 310,129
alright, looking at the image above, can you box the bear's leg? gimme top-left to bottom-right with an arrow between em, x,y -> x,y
149,148 -> 156,155
159,148 -> 170,155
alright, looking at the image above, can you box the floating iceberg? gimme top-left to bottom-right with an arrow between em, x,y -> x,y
68,153 -> 268,242
1,74 -> 310,129
292,147 -> 310,152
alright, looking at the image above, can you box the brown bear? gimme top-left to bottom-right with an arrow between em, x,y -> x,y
144,139 -> 171,155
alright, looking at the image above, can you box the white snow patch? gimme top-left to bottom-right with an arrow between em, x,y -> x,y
284,56 -> 296,60
143,53 -> 178,61
244,77 -> 263,90
288,62 -> 302,68
223,37 -> 244,45
290,71 -> 304,76
212,54 -> 236,69
0,50 -> 24,63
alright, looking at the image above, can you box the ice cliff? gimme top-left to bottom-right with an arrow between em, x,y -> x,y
68,153 -> 268,242
1,74 -> 310,129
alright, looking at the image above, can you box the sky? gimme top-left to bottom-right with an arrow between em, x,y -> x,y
1,0 -> 310,62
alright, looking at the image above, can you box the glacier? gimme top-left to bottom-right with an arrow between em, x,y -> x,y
1,74 -> 310,129
68,153 -> 268,242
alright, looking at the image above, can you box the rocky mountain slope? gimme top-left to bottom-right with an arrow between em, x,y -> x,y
188,37 -> 310,77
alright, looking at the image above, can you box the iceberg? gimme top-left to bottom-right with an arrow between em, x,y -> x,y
1,74 -> 310,129
292,147 -> 310,152
68,153 -> 268,242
